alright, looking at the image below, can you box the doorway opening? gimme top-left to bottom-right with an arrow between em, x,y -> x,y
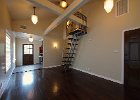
14,32 -> 43,71
23,44 -> 34,65
124,28 -> 140,89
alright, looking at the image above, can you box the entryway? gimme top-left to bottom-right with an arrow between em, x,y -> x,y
14,32 -> 44,69
124,28 -> 140,89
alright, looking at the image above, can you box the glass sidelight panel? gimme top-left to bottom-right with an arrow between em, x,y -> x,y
6,34 -> 11,72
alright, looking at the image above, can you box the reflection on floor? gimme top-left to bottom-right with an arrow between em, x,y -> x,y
1,67 -> 140,100
13,64 -> 43,74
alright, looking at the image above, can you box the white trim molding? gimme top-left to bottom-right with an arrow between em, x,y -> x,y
43,65 -> 61,69
121,26 -> 140,84
121,30 -> 125,84
72,67 -> 123,84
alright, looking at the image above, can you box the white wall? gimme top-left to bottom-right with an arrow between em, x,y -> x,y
43,24 -> 64,67
0,0 -> 16,97
12,16 -> 63,67
73,0 -> 140,83
16,38 -> 42,66
12,17 -> 56,36
0,0 -> 11,70
12,17 -> 65,68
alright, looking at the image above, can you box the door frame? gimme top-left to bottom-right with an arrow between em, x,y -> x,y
22,44 -> 34,65
122,26 -> 140,84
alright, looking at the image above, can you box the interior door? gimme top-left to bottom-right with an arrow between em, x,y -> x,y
124,28 -> 140,89
23,44 -> 34,65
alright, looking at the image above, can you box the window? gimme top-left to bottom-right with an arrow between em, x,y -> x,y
6,34 -> 11,72
23,44 -> 33,54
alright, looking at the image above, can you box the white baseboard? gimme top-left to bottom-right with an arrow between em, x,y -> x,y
72,67 -> 123,84
43,65 -> 61,69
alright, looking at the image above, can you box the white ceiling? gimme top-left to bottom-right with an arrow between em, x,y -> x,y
6,0 -> 73,20
6,0 -> 73,40
48,0 -> 73,5
14,32 -> 43,41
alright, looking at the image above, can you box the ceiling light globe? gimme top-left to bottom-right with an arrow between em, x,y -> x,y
29,36 -> 33,42
67,20 -> 71,26
31,14 -> 38,24
104,0 -> 114,13
60,1 -> 68,8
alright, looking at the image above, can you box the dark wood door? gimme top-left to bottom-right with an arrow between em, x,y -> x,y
124,28 -> 140,89
23,44 -> 34,65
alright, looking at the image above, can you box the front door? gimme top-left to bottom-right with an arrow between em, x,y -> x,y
124,28 -> 140,89
23,44 -> 34,65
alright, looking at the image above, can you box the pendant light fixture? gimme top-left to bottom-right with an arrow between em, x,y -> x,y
104,0 -> 114,13
60,0 -> 68,8
67,20 -> 71,26
31,7 -> 38,24
29,36 -> 33,42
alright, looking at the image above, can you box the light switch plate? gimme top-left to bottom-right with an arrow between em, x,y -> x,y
113,50 -> 119,53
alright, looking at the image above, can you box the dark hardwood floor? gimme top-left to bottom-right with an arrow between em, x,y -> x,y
13,64 -> 43,73
1,67 -> 140,100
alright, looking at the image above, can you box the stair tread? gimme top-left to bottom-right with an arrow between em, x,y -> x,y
69,29 -> 86,36
68,38 -> 79,41
66,48 -> 76,50
67,43 -> 78,45
62,61 -> 73,62
63,57 -> 74,58
62,64 -> 72,66
65,53 -> 76,54
66,48 -> 76,49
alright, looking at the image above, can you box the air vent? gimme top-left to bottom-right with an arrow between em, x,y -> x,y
20,25 -> 27,30
116,0 -> 129,16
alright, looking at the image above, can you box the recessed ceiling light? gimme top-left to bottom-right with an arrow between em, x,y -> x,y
60,0 -> 68,8
20,25 -> 27,29
29,36 -> 34,42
